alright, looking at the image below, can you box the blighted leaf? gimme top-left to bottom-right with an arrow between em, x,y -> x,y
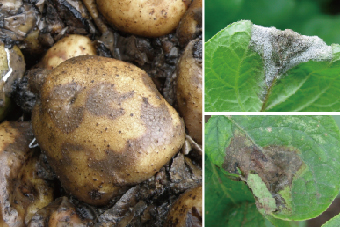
205,115 -> 340,221
321,214 -> 340,227
205,20 -> 340,112
206,154 -> 303,227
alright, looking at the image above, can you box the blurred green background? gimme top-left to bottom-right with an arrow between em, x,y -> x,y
205,0 -> 340,45
333,115 -> 340,128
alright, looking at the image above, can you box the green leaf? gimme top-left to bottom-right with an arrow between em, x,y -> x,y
205,20 -> 340,112
226,202 -> 266,227
205,115 -> 232,167
205,115 -> 340,221
205,20 -> 264,112
321,214 -> 340,227
205,155 -> 255,226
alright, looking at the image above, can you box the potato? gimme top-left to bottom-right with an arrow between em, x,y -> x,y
27,197 -> 92,227
96,0 -> 188,37
0,121 -> 54,226
30,55 -> 185,206
177,39 -> 202,144
177,0 -> 202,47
39,34 -> 97,70
164,186 -> 202,227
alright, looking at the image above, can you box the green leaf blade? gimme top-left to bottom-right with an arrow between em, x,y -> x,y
205,20 -> 264,112
205,115 -> 232,167
205,156 -> 255,226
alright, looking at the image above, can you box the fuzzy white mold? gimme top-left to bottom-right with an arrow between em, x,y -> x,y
250,25 -> 332,87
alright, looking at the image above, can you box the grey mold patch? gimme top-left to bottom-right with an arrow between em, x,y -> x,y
250,24 -> 332,90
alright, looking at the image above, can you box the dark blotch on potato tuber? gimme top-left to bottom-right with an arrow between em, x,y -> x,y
30,55 -> 185,205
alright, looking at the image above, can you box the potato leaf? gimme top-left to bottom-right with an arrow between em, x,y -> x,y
205,115 -> 340,221
205,155 -> 299,227
321,214 -> 340,227
205,20 -> 340,112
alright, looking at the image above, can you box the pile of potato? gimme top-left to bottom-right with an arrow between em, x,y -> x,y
0,0 -> 202,226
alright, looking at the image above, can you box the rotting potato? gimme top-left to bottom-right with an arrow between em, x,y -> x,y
0,121 -> 54,226
96,0 -> 189,37
27,197 -> 93,227
177,0 -> 202,47
30,55 -> 186,206
177,39 -> 202,144
164,186 -> 202,227
38,34 -> 97,70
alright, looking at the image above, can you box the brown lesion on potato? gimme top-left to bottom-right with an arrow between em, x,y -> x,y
85,83 -> 134,120
222,131 -> 303,203
88,99 -> 177,185
46,83 -> 84,134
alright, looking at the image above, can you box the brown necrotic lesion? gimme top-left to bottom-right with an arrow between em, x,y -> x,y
222,131 -> 303,195
85,83 -> 134,120
47,83 -> 84,134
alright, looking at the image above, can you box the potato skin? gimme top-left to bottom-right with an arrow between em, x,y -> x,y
32,55 -> 185,206
165,186 -> 202,227
96,0 -> 187,37
39,34 -> 96,70
177,39 -> 202,144
177,0 -> 202,47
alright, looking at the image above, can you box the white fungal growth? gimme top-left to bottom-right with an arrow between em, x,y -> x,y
250,25 -> 332,87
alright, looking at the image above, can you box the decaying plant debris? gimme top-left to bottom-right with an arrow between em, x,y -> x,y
0,0 -> 202,226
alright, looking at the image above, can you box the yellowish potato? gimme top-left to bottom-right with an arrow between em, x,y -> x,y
165,186 -> 202,227
27,197 -> 92,227
0,121 -> 54,226
39,34 -> 96,70
96,0 -> 188,37
177,0 -> 202,47
177,39 -> 202,144
30,55 -> 185,205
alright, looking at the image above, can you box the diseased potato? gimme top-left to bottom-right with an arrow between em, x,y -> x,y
0,121 -> 54,226
27,197 -> 93,227
39,34 -> 97,70
164,186 -> 202,227
96,0 -> 188,37
177,39 -> 202,144
30,55 -> 185,206
177,0 -> 202,47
